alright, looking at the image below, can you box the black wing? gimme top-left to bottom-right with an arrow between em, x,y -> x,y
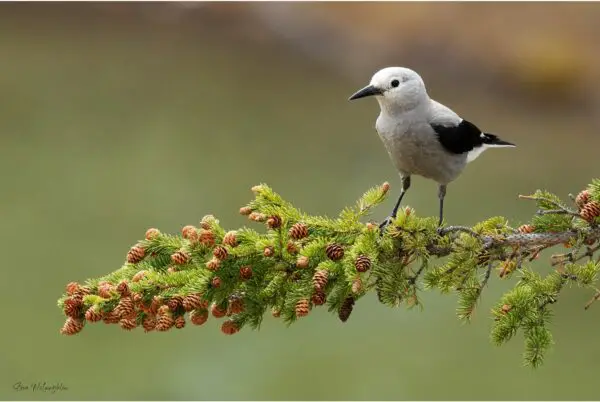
431,119 -> 514,154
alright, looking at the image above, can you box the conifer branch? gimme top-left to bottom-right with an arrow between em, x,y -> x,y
57,179 -> 600,368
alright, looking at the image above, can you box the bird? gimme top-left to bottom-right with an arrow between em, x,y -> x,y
348,67 -> 515,229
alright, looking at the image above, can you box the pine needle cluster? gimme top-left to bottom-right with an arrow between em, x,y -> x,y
57,179 -> 600,368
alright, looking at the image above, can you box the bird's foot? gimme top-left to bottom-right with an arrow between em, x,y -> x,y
379,216 -> 395,235
436,226 -> 445,236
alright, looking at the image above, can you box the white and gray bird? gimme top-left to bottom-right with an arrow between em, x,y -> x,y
349,67 -> 515,229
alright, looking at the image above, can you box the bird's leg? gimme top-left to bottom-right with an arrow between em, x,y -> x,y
379,176 -> 411,231
437,184 -> 447,228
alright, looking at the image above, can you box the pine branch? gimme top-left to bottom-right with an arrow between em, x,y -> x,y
57,180 -> 600,368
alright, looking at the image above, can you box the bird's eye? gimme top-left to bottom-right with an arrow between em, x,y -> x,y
391,79 -> 400,88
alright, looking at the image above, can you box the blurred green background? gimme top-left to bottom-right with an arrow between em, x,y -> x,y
2,3 -> 600,400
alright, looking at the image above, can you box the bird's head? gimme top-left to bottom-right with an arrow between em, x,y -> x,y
349,67 -> 428,112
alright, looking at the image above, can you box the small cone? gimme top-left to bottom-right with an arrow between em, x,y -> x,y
60,317 -> 84,335
355,255 -> 372,273
142,315 -> 157,332
167,296 -> 183,311
311,292 -> 326,306
182,294 -> 203,311
116,281 -> 130,297
155,312 -> 175,332
221,320 -> 240,335
576,190 -> 591,209
199,229 -> 216,246
351,278 -> 362,294
103,311 -> 121,324
63,297 -> 82,318
132,270 -> 147,282
206,257 -> 221,271
312,269 -> 328,291
182,225 -> 197,239
213,245 -> 228,260
211,276 -> 222,288
288,223 -> 308,240
271,308 -> 281,318
581,201 -> 600,223
115,296 -> 135,318
501,304 -> 512,314
85,306 -> 103,322
145,228 -> 160,240
171,250 -> 190,265
295,299 -> 310,318
119,317 -> 137,331
338,296 -> 355,323
97,282 -> 113,298
286,241 -> 299,255
249,212 -> 267,222
517,224 -> 535,234
267,215 -> 282,229
228,297 -> 245,315
65,282 -> 80,296
239,206 -> 253,216
239,265 -> 253,280
326,244 -> 344,261
263,246 -> 274,257
174,315 -> 186,329
200,214 -> 216,230
296,256 -> 309,269
223,231 -> 238,247
127,245 -> 145,264
382,182 -> 391,194
211,303 -> 227,318
190,309 -> 209,326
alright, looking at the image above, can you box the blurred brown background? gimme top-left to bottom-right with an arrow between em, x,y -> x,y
1,2 -> 600,400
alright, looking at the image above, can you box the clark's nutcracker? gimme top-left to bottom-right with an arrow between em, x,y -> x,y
349,67 -> 515,228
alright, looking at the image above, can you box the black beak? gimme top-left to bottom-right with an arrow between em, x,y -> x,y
348,85 -> 383,101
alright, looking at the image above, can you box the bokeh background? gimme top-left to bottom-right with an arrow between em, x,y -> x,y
2,2 -> 600,400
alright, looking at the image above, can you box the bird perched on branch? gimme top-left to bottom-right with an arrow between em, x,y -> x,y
349,67 -> 515,229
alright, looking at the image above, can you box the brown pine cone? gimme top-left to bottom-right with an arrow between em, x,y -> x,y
286,241 -> 299,255
311,292 -> 326,306
115,296 -> 135,318
200,215 -> 216,230
199,229 -> 216,246
116,281 -> 130,297
182,294 -> 203,311
103,311 -> 121,324
355,255 -> 372,273
213,245 -> 228,260
222,231 -> 239,247
127,245 -> 145,264
351,278 -> 362,294
249,212 -> 267,222
267,215 -> 282,229
271,308 -> 281,318
132,293 -> 143,304
576,190 -> 591,209
211,276 -> 222,288
263,246 -> 274,257
312,269 -> 328,291
97,281 -> 113,298
63,297 -> 82,318
119,317 -> 137,331
221,320 -> 240,335
581,201 -> 600,223
149,296 -> 163,315
142,315 -> 157,332
85,306 -> 103,322
182,225 -> 197,240
296,256 -> 309,269
171,250 -> 190,265
338,296 -> 355,323
60,317 -> 84,335
228,298 -> 244,315
239,206 -> 253,216
65,282 -> 80,296
145,228 -> 160,240
155,311 -> 175,332
295,299 -> 310,318
326,243 -> 345,261
190,309 -> 209,326
211,303 -> 227,318
239,265 -> 253,280
167,296 -> 183,311
206,257 -> 221,271
132,270 -> 147,282
288,223 -> 309,240
501,304 -> 512,314
517,224 -> 535,234
174,315 -> 186,329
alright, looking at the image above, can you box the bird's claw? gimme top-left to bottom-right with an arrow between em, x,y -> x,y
378,216 -> 394,235
436,226 -> 445,236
